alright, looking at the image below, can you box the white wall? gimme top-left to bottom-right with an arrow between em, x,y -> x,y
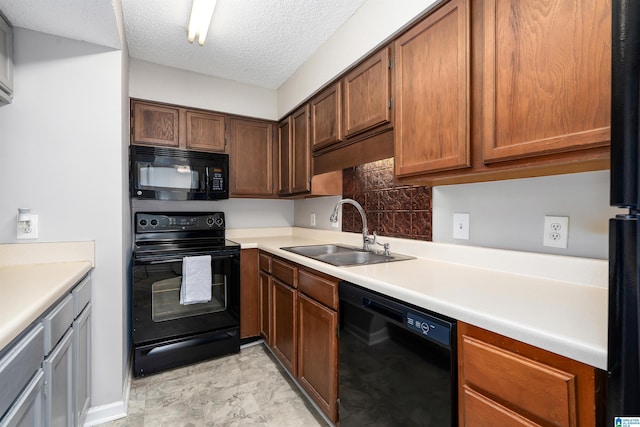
132,199 -> 294,229
432,171 -> 623,259
129,58 -> 278,120
0,28 -> 128,412
277,0 -> 439,116
294,196 -> 343,230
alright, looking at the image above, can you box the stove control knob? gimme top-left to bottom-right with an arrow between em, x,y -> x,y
206,217 -> 214,226
139,219 -> 147,226
150,219 -> 158,226
215,217 -> 224,227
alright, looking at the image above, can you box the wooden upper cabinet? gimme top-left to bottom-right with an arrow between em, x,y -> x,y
131,99 -> 226,153
185,111 -> 226,152
132,101 -> 180,148
229,118 -> 274,197
311,82 -> 343,151
277,117 -> 292,195
344,47 -> 392,138
482,0 -> 611,163
394,0 -> 470,177
291,105 -> 311,194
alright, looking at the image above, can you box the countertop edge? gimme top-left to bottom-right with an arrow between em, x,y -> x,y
233,234 -> 608,370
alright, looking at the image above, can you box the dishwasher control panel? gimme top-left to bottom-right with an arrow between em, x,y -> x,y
406,311 -> 452,347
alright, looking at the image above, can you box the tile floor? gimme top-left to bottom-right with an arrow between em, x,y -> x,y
99,343 -> 328,427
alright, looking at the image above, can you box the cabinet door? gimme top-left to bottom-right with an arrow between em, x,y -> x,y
44,330 -> 73,427
394,0 -> 470,177
344,47 -> 392,137
0,370 -> 45,427
185,111 -> 226,152
131,101 -> 180,148
0,15 -> 13,103
297,293 -> 338,422
277,118 -> 292,195
259,271 -> 272,345
311,82 -> 343,150
73,305 -> 91,427
482,0 -> 611,163
271,278 -> 297,375
240,249 -> 260,338
291,105 -> 311,194
230,118 -> 275,196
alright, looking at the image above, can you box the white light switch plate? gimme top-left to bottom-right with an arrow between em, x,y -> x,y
453,213 -> 470,240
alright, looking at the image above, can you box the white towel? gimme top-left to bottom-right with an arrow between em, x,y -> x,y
180,255 -> 212,305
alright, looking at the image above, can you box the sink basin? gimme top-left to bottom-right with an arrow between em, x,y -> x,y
280,244 -> 415,266
281,244 -> 358,257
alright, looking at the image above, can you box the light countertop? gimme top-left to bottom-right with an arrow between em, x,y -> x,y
228,227 -> 608,370
0,242 -> 94,351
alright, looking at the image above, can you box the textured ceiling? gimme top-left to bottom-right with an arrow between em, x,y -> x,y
0,0 -> 368,89
0,0 -> 121,49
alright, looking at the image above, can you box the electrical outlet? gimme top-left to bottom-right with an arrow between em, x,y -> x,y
453,213 -> 470,240
543,216 -> 569,248
17,214 -> 39,240
310,213 -> 316,227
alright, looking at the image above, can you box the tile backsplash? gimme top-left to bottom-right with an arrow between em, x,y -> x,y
342,158 -> 432,241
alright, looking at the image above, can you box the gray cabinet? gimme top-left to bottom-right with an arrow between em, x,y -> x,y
1,274 -> 92,427
0,13 -> 13,104
43,330 -> 73,427
72,304 -> 91,426
0,370 -> 45,427
0,325 -> 45,425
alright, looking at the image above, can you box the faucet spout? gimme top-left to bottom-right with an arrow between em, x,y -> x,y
330,198 -> 371,251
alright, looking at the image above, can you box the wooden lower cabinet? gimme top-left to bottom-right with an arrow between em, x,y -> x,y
257,252 -> 339,423
297,293 -> 339,422
258,271 -> 271,345
240,249 -> 259,339
271,278 -> 297,375
458,322 -> 604,427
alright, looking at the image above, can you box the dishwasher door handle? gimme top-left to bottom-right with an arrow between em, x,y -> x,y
362,297 -> 403,324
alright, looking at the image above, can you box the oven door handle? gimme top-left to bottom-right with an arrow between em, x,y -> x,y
135,254 -> 237,265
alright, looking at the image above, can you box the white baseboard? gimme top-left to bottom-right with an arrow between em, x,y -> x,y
83,400 -> 127,426
83,354 -> 133,426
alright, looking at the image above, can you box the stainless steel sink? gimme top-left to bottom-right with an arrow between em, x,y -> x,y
280,244 -> 415,266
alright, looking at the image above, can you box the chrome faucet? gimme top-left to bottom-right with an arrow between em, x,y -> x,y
330,198 -> 390,254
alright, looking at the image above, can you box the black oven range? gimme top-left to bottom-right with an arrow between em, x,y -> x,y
131,212 -> 240,377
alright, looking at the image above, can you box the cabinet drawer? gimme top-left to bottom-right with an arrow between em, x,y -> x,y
298,269 -> 338,310
73,275 -> 91,318
272,258 -> 296,288
259,252 -> 272,273
461,335 -> 576,427
0,324 -> 44,419
462,385 -> 541,426
43,295 -> 73,356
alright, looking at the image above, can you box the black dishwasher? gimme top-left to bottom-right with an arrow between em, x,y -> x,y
339,281 -> 457,426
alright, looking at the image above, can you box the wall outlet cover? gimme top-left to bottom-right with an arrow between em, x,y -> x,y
17,214 -> 39,240
453,213 -> 470,240
310,213 -> 316,227
543,215 -> 569,248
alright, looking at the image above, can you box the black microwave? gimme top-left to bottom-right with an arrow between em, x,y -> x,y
130,145 -> 229,201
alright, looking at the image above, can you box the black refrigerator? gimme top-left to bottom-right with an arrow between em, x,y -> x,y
608,0 -> 640,420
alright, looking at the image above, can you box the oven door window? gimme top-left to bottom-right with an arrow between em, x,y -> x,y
152,274 -> 226,322
137,162 -> 203,191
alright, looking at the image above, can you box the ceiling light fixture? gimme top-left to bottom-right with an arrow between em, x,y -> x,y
187,0 -> 217,46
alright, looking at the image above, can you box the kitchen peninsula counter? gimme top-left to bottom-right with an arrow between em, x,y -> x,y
0,242 -> 94,351
228,227 -> 608,370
